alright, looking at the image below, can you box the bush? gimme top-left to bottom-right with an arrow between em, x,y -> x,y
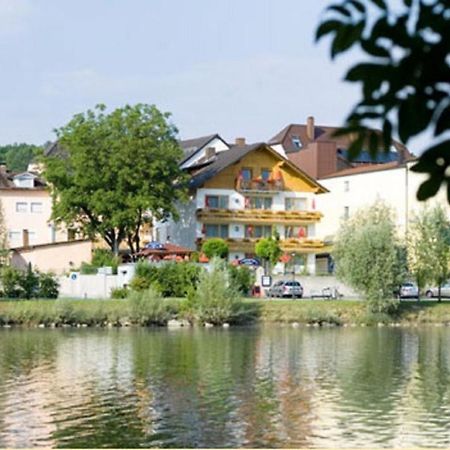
228,264 -> 255,295
111,286 -> 128,299
201,238 -> 229,259
0,266 -> 59,299
183,257 -> 244,325
128,287 -> 172,325
130,261 -> 201,297
38,272 -> 59,299
80,249 -> 121,274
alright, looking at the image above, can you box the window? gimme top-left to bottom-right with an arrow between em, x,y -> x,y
15,202 -> 27,213
205,224 -> 229,238
261,168 -> 271,181
291,136 -> 302,149
344,180 -> 349,192
285,197 -> 307,211
344,206 -> 350,219
30,202 -> 43,213
245,196 -> 272,210
8,231 -> 21,243
285,226 -> 308,239
245,225 -> 272,238
205,195 -> 229,209
241,168 -> 252,181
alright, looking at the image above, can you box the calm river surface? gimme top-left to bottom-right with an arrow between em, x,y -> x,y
0,326 -> 450,448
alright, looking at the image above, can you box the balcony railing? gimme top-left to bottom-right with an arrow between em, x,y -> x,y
236,178 -> 284,192
197,237 -> 326,253
196,208 -> 323,224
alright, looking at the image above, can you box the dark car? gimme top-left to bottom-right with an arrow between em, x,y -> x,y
267,280 -> 303,298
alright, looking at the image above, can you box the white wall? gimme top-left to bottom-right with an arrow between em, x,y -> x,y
316,162 -> 450,239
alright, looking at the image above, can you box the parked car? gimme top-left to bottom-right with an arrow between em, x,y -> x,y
425,282 -> 450,298
267,280 -> 303,298
394,282 -> 419,299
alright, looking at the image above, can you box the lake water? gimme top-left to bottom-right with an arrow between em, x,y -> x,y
0,325 -> 450,448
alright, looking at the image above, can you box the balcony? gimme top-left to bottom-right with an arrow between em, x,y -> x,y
196,208 -> 323,225
197,237 -> 327,253
236,178 -> 284,193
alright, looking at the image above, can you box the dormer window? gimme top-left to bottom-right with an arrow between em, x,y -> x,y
291,136 -> 302,149
13,172 -> 36,188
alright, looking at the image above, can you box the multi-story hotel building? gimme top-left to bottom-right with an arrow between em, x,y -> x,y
154,139 -> 329,274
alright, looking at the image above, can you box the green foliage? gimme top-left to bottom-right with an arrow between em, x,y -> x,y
201,238 -> 229,259
130,261 -> 201,297
128,287 -> 172,325
110,287 -> 128,299
407,205 -> 450,299
80,249 -> 120,274
1,266 -> 25,298
0,266 -> 59,299
228,264 -> 255,295
184,258 -> 244,325
333,201 -> 404,308
43,104 -> 188,254
255,235 -> 282,272
316,0 -> 450,202
0,143 -> 42,172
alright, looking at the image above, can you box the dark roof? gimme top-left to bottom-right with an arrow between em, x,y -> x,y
187,142 -> 328,193
137,242 -> 193,257
44,141 -> 67,158
319,161 -> 402,179
269,123 -> 413,160
179,133 -> 227,164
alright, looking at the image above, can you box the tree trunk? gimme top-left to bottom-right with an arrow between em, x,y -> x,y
438,283 -> 442,303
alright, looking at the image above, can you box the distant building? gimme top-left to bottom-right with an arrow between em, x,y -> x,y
269,116 -> 414,179
179,133 -> 230,169
0,166 -> 70,249
154,138 -> 330,274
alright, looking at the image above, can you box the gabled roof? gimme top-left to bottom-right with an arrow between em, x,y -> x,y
179,133 -> 228,164
187,142 -> 328,193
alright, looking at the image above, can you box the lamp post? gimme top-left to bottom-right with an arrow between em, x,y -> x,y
291,252 -> 296,283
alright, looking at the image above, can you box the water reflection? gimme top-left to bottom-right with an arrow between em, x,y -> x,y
0,326 -> 450,447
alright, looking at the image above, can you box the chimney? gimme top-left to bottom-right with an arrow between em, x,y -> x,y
22,229 -> 29,248
306,116 -> 315,141
205,146 -> 216,159
235,137 -> 246,147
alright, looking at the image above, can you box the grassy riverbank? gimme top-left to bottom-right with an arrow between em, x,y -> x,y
1,298 -> 450,327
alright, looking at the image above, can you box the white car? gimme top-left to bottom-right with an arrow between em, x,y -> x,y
396,282 -> 419,299
425,282 -> 450,298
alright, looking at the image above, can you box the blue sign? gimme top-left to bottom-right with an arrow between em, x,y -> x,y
238,258 -> 261,267
145,241 -> 166,250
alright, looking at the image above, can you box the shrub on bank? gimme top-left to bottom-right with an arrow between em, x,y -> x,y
128,287 -> 173,325
228,264 -> 255,295
130,261 -> 201,297
1,266 -> 59,299
183,258 -> 245,325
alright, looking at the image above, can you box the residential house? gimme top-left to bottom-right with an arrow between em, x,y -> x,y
179,133 -> 230,169
0,167 -> 69,248
269,116 -> 413,179
154,139 -> 329,274
315,159 -> 450,242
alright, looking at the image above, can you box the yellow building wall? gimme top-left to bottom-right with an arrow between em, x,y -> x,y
204,147 -> 318,192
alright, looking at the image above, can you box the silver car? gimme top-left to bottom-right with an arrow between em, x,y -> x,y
396,282 -> 419,299
267,280 -> 303,298
426,282 -> 450,298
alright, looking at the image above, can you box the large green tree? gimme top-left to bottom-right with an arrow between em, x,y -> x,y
43,104 -> 187,255
408,205 -> 450,301
316,0 -> 450,202
333,201 -> 404,310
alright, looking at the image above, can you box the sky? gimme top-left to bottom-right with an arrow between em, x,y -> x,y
0,0 -> 423,152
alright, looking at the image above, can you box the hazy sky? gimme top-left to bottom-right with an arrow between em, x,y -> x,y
0,0 -> 372,146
